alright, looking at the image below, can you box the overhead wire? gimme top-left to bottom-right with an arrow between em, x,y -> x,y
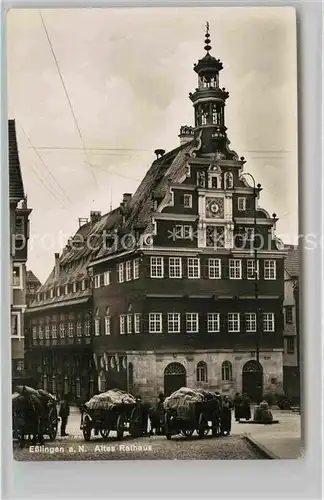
38,9 -> 98,189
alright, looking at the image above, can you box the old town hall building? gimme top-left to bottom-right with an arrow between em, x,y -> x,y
27,27 -> 286,402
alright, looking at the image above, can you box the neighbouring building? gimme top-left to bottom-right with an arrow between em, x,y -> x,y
9,119 -> 32,385
283,245 -> 300,401
25,214 -> 103,403
89,27 -> 287,402
26,270 -> 42,306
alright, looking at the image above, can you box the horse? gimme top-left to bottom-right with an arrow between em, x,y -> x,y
12,390 -> 45,448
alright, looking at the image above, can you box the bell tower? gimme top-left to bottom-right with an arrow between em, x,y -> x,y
189,23 -> 232,157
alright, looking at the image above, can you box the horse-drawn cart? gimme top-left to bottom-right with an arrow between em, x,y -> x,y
80,389 -> 144,441
163,388 -> 222,439
12,386 -> 59,446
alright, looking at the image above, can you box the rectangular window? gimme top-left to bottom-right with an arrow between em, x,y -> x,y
186,313 -> 199,333
117,263 -> 125,283
52,324 -> 57,339
188,258 -> 200,278
64,285 -> 69,295
59,324 -> 65,338
50,289 -> 54,298
126,261 -> 132,281
127,314 -> 133,334
45,325 -> 50,339
12,263 -> 23,289
150,257 -> 164,278
207,313 -> 220,332
38,326 -> 44,340
149,313 -> 162,333
32,326 -> 37,340
263,313 -> 275,332
167,313 -> 181,333
15,215 -> 25,235
84,320 -> 90,336
72,283 -> 77,293
104,316 -> 111,335
11,312 -> 22,337
286,337 -> 295,354
56,286 -> 61,297
68,322 -> 74,338
81,280 -> 86,291
94,318 -> 100,336
133,259 -> 140,280
103,271 -> 111,286
119,315 -> 125,335
247,260 -> 259,280
94,275 -> 101,288
183,194 -> 192,208
76,321 -> 82,337
169,257 -> 182,278
229,259 -> 242,279
208,258 -> 221,279
285,306 -> 293,324
245,313 -> 257,332
264,260 -> 276,280
134,313 -> 141,333
228,313 -> 240,332
237,197 -> 246,211
184,226 -> 193,240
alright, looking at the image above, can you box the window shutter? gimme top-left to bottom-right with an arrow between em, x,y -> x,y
222,258 -> 229,279
240,313 -> 245,333
220,313 -> 226,333
242,259 -> 247,279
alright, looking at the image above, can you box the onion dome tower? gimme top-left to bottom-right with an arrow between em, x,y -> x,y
189,23 -> 233,158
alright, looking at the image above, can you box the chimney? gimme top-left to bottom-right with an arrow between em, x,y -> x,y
178,126 -> 194,145
90,211 -> 102,224
78,217 -> 89,228
54,253 -> 60,279
122,193 -> 132,204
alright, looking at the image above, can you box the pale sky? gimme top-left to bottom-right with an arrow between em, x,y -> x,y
7,7 -> 298,283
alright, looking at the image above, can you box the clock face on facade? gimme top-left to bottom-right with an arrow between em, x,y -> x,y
206,197 -> 224,218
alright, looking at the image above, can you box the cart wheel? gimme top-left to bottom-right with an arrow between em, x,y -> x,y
198,413 -> 209,438
116,415 -> 124,440
181,429 -> 194,437
100,429 -> 110,439
164,412 -> 172,440
83,416 -> 92,441
48,419 -> 58,440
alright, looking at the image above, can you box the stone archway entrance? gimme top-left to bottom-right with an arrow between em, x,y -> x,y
242,360 -> 263,402
164,362 -> 186,397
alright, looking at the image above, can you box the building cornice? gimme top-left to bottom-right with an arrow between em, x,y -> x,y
234,217 -> 274,225
27,296 -> 90,313
153,213 -> 197,222
90,249 -> 137,266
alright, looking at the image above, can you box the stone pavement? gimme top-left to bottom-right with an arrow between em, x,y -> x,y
58,406 -> 302,459
231,408 -> 302,459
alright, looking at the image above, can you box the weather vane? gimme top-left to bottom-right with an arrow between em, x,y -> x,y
205,21 -> 209,33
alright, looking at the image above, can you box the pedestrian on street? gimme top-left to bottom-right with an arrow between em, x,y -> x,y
221,395 -> 233,436
59,395 -> 70,437
233,392 -> 243,421
242,393 -> 251,421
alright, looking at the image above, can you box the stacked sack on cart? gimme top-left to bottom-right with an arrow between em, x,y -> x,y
85,389 -> 136,411
163,387 -> 218,420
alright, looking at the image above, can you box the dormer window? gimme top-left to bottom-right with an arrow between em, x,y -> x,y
50,289 -> 54,299
183,194 -> 192,208
56,286 -> 60,297
224,172 -> 233,189
81,280 -> 86,291
72,282 -> 77,293
64,284 -> 69,295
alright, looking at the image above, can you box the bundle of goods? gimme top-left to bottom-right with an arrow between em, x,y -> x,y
85,389 -> 136,411
37,389 -> 57,405
164,387 -> 217,420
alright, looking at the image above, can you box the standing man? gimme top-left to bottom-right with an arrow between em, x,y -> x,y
59,395 -> 70,437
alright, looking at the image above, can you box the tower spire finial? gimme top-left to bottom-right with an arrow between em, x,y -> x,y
204,21 -> 211,53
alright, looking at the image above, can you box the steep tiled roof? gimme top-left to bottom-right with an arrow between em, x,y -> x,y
9,119 -> 25,201
30,140 -> 193,308
285,246 -> 299,277
26,270 -> 42,287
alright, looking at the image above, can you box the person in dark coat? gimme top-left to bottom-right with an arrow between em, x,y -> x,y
59,396 -> 70,436
221,396 -> 232,435
242,394 -> 251,420
233,392 -> 243,421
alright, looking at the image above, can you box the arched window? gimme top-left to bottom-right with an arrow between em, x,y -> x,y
128,362 -> 134,388
196,361 -> 208,382
98,371 -> 106,393
224,172 -> 234,189
222,361 -> 233,381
